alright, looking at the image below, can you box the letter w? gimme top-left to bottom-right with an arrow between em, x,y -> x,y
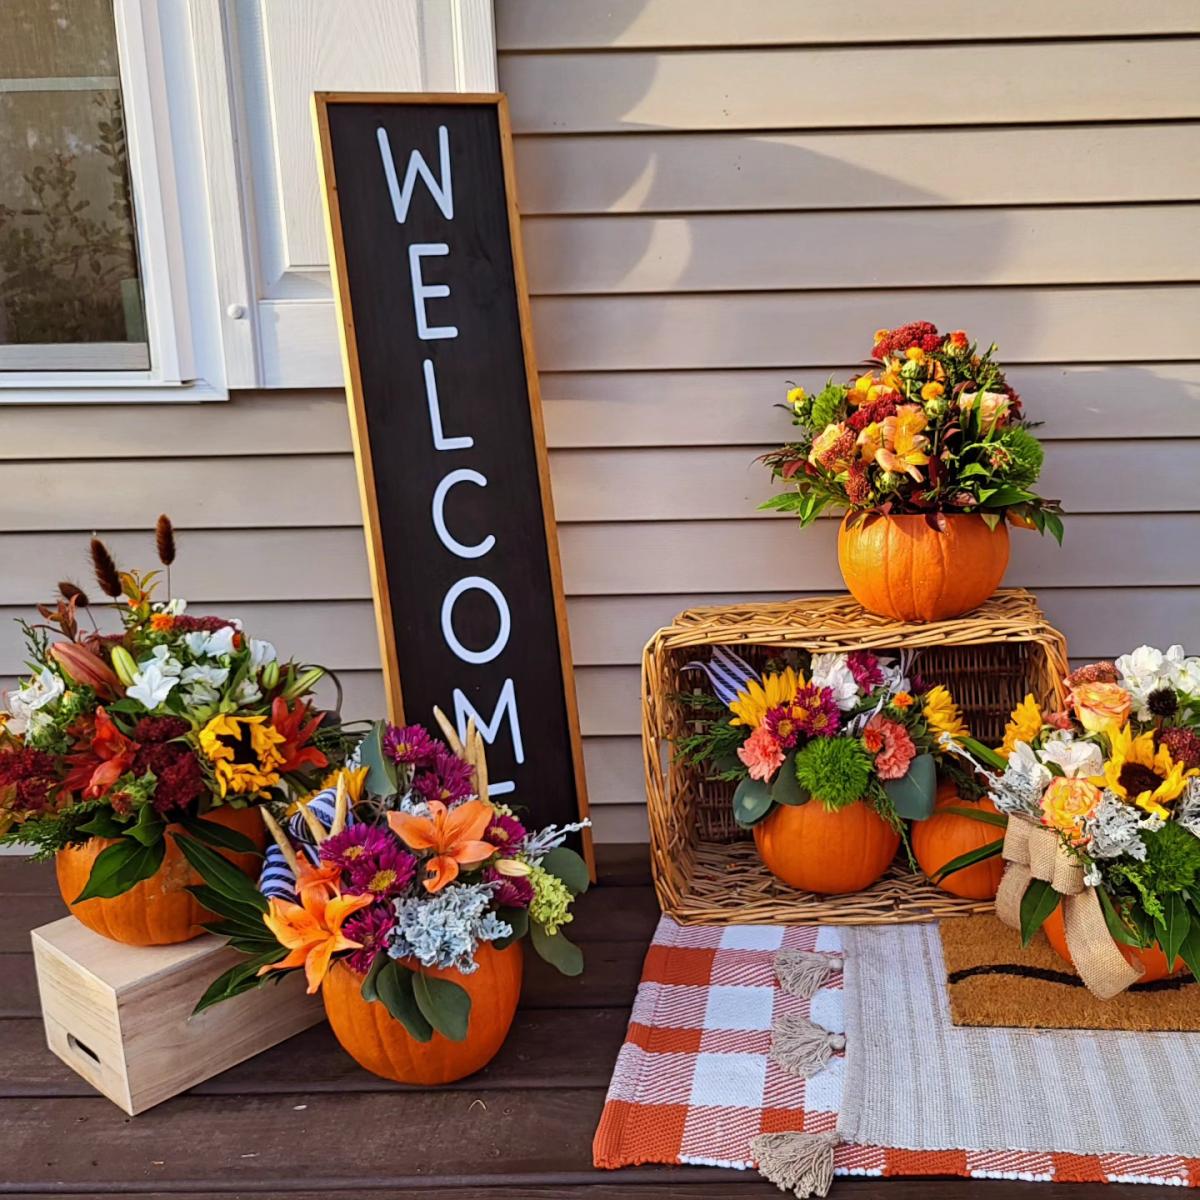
377,124 -> 453,223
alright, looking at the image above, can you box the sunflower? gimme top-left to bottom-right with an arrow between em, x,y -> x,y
1099,724 -> 1194,820
1000,694 -> 1044,758
922,685 -> 967,741
199,714 -> 286,798
728,667 -> 804,728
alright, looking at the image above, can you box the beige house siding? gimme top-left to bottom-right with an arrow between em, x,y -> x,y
4,6 -> 1200,840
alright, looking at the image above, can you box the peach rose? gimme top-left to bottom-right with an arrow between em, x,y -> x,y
1071,681 -> 1133,736
1040,776 -> 1101,843
958,389 -> 1011,433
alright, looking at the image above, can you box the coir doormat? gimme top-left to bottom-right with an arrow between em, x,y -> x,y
941,915 -> 1200,1032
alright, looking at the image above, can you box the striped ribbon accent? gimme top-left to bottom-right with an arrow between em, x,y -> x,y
258,789 -> 354,902
682,646 -> 760,707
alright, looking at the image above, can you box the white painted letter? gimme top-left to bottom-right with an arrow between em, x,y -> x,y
377,124 -> 453,223
409,244 -> 458,340
433,470 -> 496,559
441,577 -> 511,665
423,359 -> 473,451
454,677 -> 524,795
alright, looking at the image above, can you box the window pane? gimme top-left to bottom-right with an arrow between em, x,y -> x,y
0,0 -> 148,369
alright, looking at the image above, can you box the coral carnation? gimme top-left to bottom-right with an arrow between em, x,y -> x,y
737,725 -> 785,782
863,714 -> 916,780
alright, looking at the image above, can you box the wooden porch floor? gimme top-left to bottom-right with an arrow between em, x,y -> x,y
2,846 -> 1137,1199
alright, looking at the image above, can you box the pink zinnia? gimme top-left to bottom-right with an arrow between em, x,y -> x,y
382,723 -> 438,765
485,812 -> 527,856
412,748 -> 476,804
863,715 -> 916,781
341,903 -> 396,976
738,725 -> 785,782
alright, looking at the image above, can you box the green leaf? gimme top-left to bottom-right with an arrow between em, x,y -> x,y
374,961 -> 433,1042
1019,879 -> 1060,948
73,837 -> 165,902
1158,892 -> 1191,970
530,919 -> 584,976
979,511 -> 1002,532
412,972 -> 472,1042
732,776 -> 773,827
882,753 -> 937,820
173,832 -> 268,913
360,951 -> 388,1003
1176,918 -> 1200,982
540,846 -> 590,895
125,802 -> 167,848
192,947 -> 286,1015
493,906 -> 529,950
182,813 -> 262,856
359,720 -> 399,798
186,883 -> 269,926
771,752 -> 810,807
938,805 -> 1008,829
930,838 -> 1003,883
75,811 -> 126,839
1098,887 -> 1143,949
1044,512 -> 1065,545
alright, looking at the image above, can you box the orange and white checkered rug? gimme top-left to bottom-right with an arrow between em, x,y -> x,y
593,916 -> 1200,1189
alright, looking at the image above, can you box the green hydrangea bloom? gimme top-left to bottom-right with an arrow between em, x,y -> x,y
528,864 -> 574,935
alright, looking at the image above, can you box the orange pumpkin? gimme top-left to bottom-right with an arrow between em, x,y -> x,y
837,513 -> 1010,622
55,806 -> 266,946
913,780 -> 1005,900
753,799 -> 899,894
1041,905 -> 1188,985
322,941 -> 524,1084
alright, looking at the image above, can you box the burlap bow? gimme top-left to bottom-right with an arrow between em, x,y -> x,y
994,815 -> 1142,1000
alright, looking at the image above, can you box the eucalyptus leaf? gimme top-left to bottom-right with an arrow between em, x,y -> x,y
530,919 -> 584,976
73,837 -> 165,902
412,972 -> 472,1042
541,846 -> 590,895
182,813 -> 263,856
882,753 -> 936,821
359,719 -> 399,798
360,952 -> 388,1003
494,906 -> 529,950
1019,879 -> 1059,948
374,960 -> 433,1042
732,776 -> 772,827
771,752 -> 809,807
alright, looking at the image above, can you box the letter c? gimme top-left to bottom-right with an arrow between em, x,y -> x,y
432,469 -> 496,559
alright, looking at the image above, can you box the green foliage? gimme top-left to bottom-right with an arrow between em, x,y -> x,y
413,972 -> 472,1042
732,776 -> 773,827
674,706 -> 747,779
808,381 -> 846,431
793,737 -> 873,810
540,846 -> 590,895
997,426 -> 1044,486
530,919 -> 584,976
73,836 -> 165,902
1107,821 -> 1200,927
1019,879 -> 1060,947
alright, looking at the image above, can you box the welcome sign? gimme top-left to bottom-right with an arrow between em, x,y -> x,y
313,93 -> 591,857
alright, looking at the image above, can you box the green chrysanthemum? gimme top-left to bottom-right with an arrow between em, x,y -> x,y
528,864 -> 574,935
793,736 -> 873,810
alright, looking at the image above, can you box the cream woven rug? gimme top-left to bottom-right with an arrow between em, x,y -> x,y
840,922 -> 1200,1159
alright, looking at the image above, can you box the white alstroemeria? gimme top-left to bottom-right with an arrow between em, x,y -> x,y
233,678 -> 262,706
181,662 -> 229,689
127,661 -> 180,710
809,652 -> 860,711
158,598 -> 188,616
1007,740 -> 1052,790
1176,656 -> 1200,699
5,668 -> 65,729
1116,644 -> 1186,718
183,625 -> 238,660
248,638 -> 277,668
1038,738 -> 1103,779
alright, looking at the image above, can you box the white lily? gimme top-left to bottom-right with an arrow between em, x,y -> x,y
1038,738 -> 1103,779
127,662 -> 179,710
181,662 -> 229,689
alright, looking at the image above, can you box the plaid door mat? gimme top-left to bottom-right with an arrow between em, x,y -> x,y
594,916 -> 1200,1190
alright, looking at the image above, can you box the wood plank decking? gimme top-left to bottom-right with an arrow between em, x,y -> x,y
1,847 -> 1137,1198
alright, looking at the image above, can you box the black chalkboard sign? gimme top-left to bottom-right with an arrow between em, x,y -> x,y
313,93 -> 591,863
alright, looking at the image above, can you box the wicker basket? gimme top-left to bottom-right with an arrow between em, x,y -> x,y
643,589 -> 1069,925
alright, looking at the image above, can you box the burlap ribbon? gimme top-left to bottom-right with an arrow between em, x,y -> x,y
994,815 -> 1142,1000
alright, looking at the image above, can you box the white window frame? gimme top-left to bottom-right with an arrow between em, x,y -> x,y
0,0 -> 229,403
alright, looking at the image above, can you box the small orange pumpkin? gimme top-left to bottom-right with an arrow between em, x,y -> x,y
322,941 -> 524,1084
55,806 -> 266,946
753,799 -> 899,895
913,780 -> 1005,900
837,513 -> 1010,623
1041,904 -> 1188,986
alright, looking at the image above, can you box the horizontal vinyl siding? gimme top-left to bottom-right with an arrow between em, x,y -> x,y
3,11 -> 1198,842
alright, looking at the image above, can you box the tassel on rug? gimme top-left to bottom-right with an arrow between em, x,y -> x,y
751,1130 -> 839,1199
775,949 -> 842,998
770,1012 -> 846,1079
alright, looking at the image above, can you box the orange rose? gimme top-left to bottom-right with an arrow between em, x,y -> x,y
1040,776 -> 1101,843
1071,681 -> 1132,736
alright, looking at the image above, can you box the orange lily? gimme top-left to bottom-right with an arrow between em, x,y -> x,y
259,885 -> 372,994
294,858 -> 342,902
387,798 -> 495,893
874,405 -> 931,481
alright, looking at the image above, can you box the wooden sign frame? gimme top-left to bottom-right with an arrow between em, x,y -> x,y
312,92 -> 593,873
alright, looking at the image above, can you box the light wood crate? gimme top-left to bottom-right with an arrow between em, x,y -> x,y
642,589 -> 1068,925
32,916 -> 322,1114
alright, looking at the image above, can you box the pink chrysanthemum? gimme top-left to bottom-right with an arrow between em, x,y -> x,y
846,650 -> 884,692
766,685 -> 842,748
347,842 -> 417,898
485,812 -> 527,856
382,723 -> 439,765
413,748 -> 476,804
341,903 -> 396,976
485,866 -> 534,909
320,823 -> 395,876
863,714 -> 916,781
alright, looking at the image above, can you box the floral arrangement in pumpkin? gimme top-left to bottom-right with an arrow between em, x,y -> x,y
0,520 -> 345,899
761,321 -> 1063,540
946,645 -> 1200,970
192,714 -> 589,1042
677,646 -> 971,833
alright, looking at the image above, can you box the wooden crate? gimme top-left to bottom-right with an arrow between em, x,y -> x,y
32,916 -> 322,1114
642,589 -> 1068,925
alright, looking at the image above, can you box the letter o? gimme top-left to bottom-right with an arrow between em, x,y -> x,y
441,576 -> 511,665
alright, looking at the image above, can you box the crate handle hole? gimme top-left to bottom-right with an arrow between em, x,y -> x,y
67,1033 -> 100,1065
